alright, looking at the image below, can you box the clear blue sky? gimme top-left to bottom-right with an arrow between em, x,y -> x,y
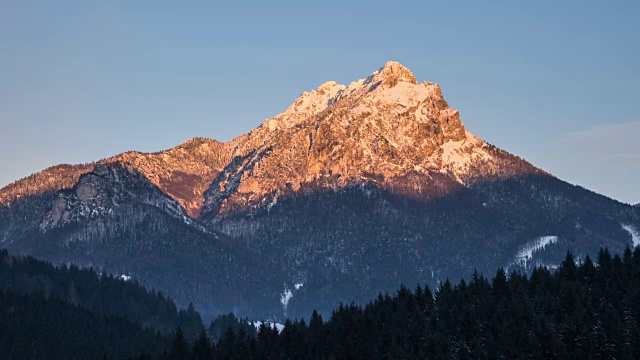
1,1 -> 639,204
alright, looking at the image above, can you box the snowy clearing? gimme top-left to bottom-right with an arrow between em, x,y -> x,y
514,236 -> 559,267
251,321 -> 285,333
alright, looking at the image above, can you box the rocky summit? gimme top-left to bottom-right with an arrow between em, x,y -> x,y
1,62 -> 638,319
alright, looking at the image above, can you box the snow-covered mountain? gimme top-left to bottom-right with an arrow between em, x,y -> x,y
1,62 -> 638,319
200,61 -> 546,220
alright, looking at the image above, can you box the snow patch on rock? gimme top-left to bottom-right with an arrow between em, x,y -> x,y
367,81 -> 429,108
280,288 -> 293,313
622,224 -> 640,247
267,195 -> 278,211
278,80 -> 346,127
440,131 -> 491,181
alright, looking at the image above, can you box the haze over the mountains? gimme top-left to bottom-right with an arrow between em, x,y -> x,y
1,62 -> 638,320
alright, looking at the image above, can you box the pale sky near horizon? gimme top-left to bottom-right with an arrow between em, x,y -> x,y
1,1 -> 639,204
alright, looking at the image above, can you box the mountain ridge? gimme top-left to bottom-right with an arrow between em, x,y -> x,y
0,61 -> 548,219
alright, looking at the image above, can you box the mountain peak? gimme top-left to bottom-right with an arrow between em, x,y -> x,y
175,137 -> 223,151
381,60 -> 413,73
272,61 -> 420,130
369,61 -> 418,88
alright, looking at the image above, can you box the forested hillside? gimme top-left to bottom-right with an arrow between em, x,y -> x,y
0,249 -> 204,337
0,290 -> 169,360
0,249 -> 208,359
136,246 -> 640,360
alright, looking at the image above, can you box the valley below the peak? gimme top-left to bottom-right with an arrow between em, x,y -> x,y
1,61 -> 638,320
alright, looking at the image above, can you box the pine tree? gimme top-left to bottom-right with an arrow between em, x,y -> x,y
170,327 -> 190,360
192,329 -> 213,360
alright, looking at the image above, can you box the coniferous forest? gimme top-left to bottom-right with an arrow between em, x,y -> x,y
141,248 -> 640,360
0,249 -> 202,359
3,247 -> 640,359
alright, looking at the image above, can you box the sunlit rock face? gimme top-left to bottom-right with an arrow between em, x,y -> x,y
1,62 -> 638,320
201,61 -> 544,218
1,61 -> 542,220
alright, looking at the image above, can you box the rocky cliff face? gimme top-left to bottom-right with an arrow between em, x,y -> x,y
1,62 -> 543,220
0,164 -> 94,207
1,62 -> 638,319
201,61 -> 546,218
103,138 -> 232,218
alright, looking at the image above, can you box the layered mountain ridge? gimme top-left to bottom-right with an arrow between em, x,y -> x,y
1,61 -> 638,319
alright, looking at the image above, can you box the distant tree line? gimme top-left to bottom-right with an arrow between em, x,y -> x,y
2,246 -> 640,359
208,313 -> 257,342
136,247 -> 640,360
